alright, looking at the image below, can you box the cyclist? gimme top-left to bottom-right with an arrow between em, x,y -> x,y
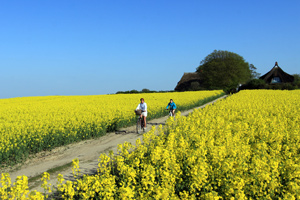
135,98 -> 147,129
166,99 -> 176,116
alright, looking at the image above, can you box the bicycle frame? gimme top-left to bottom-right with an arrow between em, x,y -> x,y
168,109 -> 175,117
136,115 -> 145,134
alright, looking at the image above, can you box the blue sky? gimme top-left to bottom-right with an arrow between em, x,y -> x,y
1,0 -> 299,99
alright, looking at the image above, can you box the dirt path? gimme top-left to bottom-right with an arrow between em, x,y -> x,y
3,95 -> 227,192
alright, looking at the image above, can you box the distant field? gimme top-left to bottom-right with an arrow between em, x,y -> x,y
0,90 -> 224,166
2,90 -> 299,199
51,89 -> 300,199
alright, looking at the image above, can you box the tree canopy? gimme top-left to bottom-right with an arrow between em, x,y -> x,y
249,64 -> 261,79
196,50 -> 252,92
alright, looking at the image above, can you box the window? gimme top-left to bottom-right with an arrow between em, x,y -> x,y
271,77 -> 281,83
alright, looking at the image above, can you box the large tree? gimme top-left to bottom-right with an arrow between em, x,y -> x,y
196,50 -> 252,91
249,64 -> 261,79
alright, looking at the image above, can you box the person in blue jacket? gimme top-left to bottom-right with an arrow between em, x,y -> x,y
166,99 -> 177,116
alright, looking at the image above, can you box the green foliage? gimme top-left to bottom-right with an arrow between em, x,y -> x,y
240,79 -> 266,90
293,74 -> 300,87
196,50 -> 252,93
141,88 -> 151,93
249,64 -> 261,79
269,83 -> 297,90
130,89 -> 139,93
240,79 -> 298,90
116,89 -> 175,94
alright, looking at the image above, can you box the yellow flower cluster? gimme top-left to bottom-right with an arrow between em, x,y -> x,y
0,90 -> 224,165
72,158 -> 81,178
58,90 -> 300,199
41,172 -> 51,198
2,90 -> 299,199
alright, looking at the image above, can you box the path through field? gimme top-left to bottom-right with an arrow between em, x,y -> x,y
4,95 -> 227,192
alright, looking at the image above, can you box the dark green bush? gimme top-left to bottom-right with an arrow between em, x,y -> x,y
239,79 -> 298,91
240,79 -> 266,90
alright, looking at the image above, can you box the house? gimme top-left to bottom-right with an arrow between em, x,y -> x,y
174,72 -> 202,91
259,62 -> 294,84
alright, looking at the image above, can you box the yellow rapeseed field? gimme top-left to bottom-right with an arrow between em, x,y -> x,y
0,90 -> 224,165
1,90 -> 299,199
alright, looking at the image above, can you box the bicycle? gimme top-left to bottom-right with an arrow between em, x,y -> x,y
135,109 -> 145,134
166,109 -> 175,118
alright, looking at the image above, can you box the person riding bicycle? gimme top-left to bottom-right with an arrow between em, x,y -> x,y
166,99 -> 176,116
135,98 -> 147,129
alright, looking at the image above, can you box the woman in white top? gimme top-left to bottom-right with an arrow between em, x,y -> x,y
136,98 -> 147,128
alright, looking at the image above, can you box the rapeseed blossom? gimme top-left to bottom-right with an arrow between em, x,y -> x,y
1,90 -> 299,199
0,91 -> 223,165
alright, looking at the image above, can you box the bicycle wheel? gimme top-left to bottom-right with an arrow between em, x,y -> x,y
141,119 -> 145,132
136,117 -> 142,134
169,110 -> 175,119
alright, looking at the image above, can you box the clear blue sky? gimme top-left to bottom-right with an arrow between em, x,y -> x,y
1,0 -> 299,99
